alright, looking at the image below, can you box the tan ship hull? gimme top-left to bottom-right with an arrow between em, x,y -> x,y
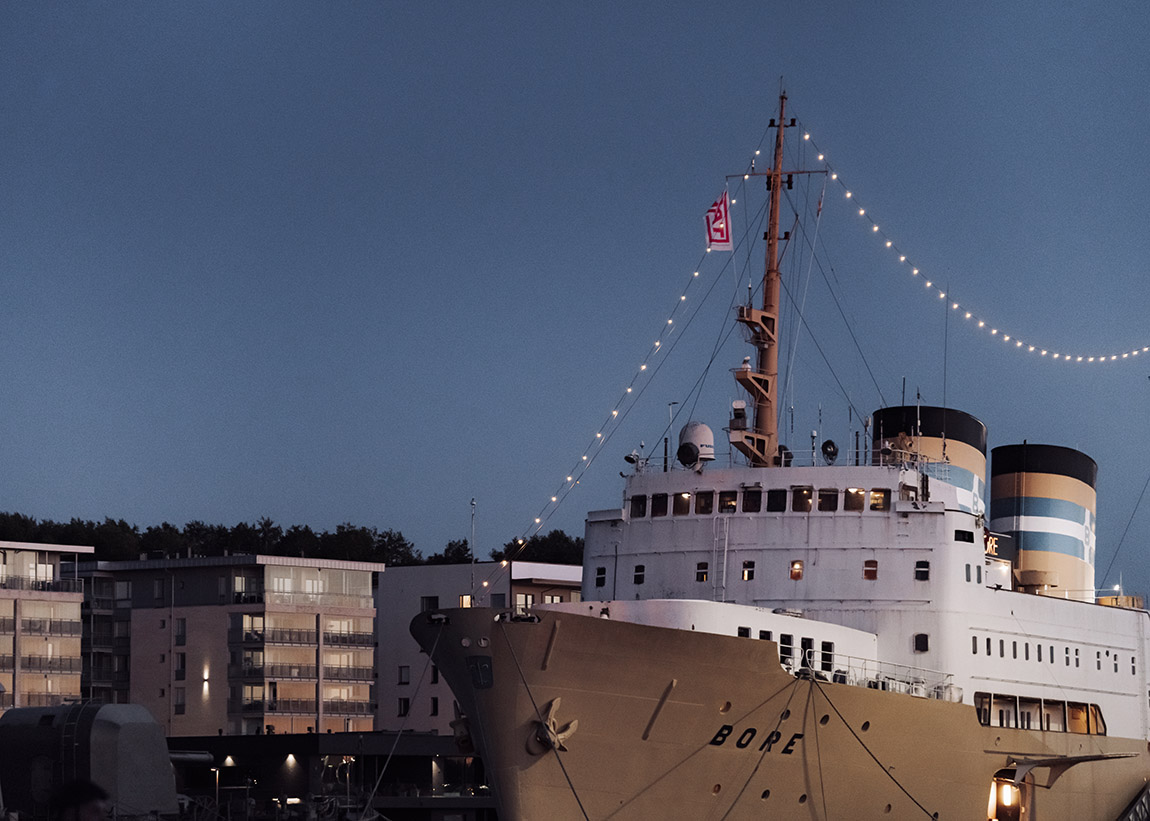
412,607 -> 1150,820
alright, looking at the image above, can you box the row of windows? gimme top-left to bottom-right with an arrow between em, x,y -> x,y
628,487 -> 893,519
397,665 -> 439,685
597,559 -> 931,587
974,692 -> 1106,735
971,635 -> 1135,675
397,696 -> 439,717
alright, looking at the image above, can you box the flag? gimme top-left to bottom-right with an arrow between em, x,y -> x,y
705,189 -> 732,251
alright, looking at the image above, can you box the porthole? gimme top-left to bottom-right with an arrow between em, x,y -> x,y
884,805 -> 892,813
819,715 -> 829,725
760,790 -> 770,800
798,794 -> 808,804
861,721 -> 870,732
781,709 -> 791,720
712,784 -> 721,795
477,637 -> 489,648
460,638 -> 471,648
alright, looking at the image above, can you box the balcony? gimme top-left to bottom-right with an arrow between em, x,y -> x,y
84,597 -> 115,612
323,631 -> 375,647
0,576 -> 83,594
86,629 -> 115,651
323,700 -> 374,715
21,619 -> 82,636
266,592 -> 373,609
0,618 -> 14,633
0,654 -> 13,671
227,698 -> 317,715
227,663 -> 318,680
227,628 -> 319,646
21,655 -> 82,674
23,693 -> 72,707
323,666 -> 375,682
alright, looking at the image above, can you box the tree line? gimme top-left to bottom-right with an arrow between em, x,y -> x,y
0,512 -> 583,565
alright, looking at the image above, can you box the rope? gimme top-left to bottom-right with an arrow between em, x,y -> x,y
356,625 -> 442,821
810,676 -> 938,818
1098,464 -> 1150,589
497,619 -> 591,820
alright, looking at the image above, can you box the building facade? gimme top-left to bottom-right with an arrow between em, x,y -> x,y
0,540 -> 91,711
375,561 -> 582,734
77,555 -> 385,736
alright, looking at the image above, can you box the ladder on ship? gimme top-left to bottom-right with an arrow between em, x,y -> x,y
1115,781 -> 1150,821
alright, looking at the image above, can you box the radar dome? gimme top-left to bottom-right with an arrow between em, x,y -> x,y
677,421 -> 715,469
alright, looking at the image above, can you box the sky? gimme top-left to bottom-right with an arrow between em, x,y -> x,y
3,3 -> 1150,590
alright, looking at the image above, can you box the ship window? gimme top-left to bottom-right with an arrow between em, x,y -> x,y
800,637 -> 814,669
869,489 -> 891,511
914,561 -> 930,581
792,487 -> 814,513
844,488 -> 865,511
993,694 -> 1018,728
431,666 -> 439,683
1133,656 -> 1137,675
742,561 -> 755,581
913,633 -> 929,653
673,492 -> 692,516
779,634 -> 793,664
1065,647 -> 1070,666
719,491 -> 738,513
863,560 -> 878,581
1019,698 -> 1040,730
965,564 -> 971,582
737,626 -> 750,638
629,495 -> 647,518
1049,645 -> 1054,663
1089,704 -> 1106,735
1012,641 -> 1017,659
742,489 -> 762,513
1067,702 -> 1088,733
760,630 -> 772,641
633,565 -> 645,585
1075,648 -> 1080,668
817,489 -> 838,511
695,491 -> 715,515
650,493 -> 668,517
789,560 -> 804,581
1038,644 -> 1043,662
986,637 -> 992,656
974,692 -> 990,725
1024,643 -> 1029,661
1097,651 -> 1102,671
972,636 -> 978,655
430,697 -> 439,716
696,562 -> 709,583
595,567 -> 606,588
766,489 -> 787,512
1043,700 -> 1065,731
820,641 -> 834,671
459,594 -> 472,608
999,639 -> 1005,658
954,529 -> 975,543
976,565 -> 982,583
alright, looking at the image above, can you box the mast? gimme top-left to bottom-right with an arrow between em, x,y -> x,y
730,92 -> 790,467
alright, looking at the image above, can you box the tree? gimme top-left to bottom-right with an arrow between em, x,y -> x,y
91,518 -> 140,560
139,522 -> 187,559
278,524 -> 319,557
491,529 -> 583,564
374,529 -> 423,566
426,539 -> 472,565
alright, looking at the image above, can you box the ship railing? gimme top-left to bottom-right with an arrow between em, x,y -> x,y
793,650 -> 962,703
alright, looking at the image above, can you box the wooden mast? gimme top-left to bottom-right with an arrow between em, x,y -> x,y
731,92 -> 789,467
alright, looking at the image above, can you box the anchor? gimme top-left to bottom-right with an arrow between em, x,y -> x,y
526,697 -> 579,756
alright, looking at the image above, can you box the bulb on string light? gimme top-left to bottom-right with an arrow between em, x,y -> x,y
566,476 -> 573,482
804,133 -> 810,140
925,281 -> 932,288
952,303 -> 959,310
611,410 -> 618,416
885,241 -> 892,247
859,208 -> 866,216
899,255 -> 906,262
845,191 -> 852,198
626,387 -> 632,393
872,224 -> 878,232
965,312 -> 972,319
755,149 -> 760,155
912,268 -> 919,275
693,271 -> 699,277
640,364 -> 647,370
680,295 -> 686,301
831,173 -> 837,180
551,496 -> 557,502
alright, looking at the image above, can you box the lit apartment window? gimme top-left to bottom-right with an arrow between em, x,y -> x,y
594,567 -> 606,588
397,698 -> 409,717
790,560 -> 804,581
863,560 -> 878,581
742,561 -> 755,581
634,565 -> 645,585
543,594 -> 562,603
398,666 -> 410,685
459,594 -> 473,608
515,593 -> 535,614
695,562 -> 708,583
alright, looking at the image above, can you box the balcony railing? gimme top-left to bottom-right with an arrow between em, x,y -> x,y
227,628 -> 319,645
323,666 -> 374,681
21,655 -> 83,673
23,693 -> 73,707
323,631 -> 375,647
0,618 -> 13,633
227,698 -> 318,714
323,700 -> 374,715
84,597 -> 116,611
21,619 -> 82,636
227,663 -> 318,679
266,592 -> 373,609
0,654 -> 13,671
0,576 -> 83,594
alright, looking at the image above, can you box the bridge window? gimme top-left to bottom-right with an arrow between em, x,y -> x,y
789,560 -> 804,581
869,489 -> 891,511
594,567 -> 606,588
792,487 -> 814,513
633,565 -> 645,585
718,491 -> 738,513
696,562 -> 708,583
766,489 -> 787,512
651,493 -> 668,517
863,560 -> 878,581
779,634 -> 794,664
914,561 -> 930,581
817,489 -> 838,511
629,495 -> 647,518
954,529 -> 975,543
844,488 -> 865,511
695,491 -> 714,515
820,641 -> 834,671
913,633 -> 929,653
673,492 -> 691,516
759,630 -> 772,641
742,561 -> 755,581
737,626 -> 750,638
742,489 -> 762,512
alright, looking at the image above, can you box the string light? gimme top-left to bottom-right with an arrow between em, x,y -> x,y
803,123 -> 1148,363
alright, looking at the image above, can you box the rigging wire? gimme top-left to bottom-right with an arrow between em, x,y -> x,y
1098,466 -> 1150,589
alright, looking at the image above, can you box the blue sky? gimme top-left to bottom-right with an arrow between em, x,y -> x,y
3,3 -> 1150,590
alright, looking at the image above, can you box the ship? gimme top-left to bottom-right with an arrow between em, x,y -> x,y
411,93 -> 1150,820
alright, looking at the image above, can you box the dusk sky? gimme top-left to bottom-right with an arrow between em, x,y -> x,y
4,4 -> 1150,591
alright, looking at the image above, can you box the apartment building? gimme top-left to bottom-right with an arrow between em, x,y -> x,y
77,555 -> 385,736
375,560 -> 582,734
0,540 -> 91,711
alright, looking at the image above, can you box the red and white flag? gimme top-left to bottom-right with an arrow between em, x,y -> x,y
705,189 -> 732,251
